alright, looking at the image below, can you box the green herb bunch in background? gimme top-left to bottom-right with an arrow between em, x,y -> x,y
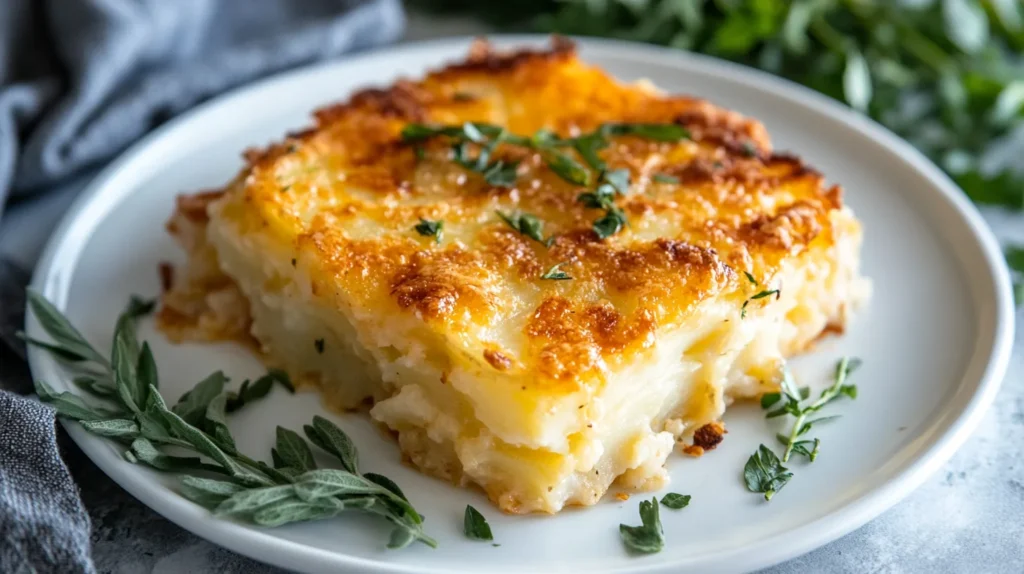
418,0 -> 1024,297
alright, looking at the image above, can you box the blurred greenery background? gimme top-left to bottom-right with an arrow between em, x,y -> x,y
415,0 -> 1024,299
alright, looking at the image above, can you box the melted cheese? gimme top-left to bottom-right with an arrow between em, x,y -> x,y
158,38 -> 870,514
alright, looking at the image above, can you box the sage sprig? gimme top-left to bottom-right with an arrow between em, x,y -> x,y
24,289 -> 434,549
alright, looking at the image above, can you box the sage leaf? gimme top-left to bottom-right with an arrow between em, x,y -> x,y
25,289 -> 107,365
34,380 -> 117,421
292,469 -> 380,501
72,376 -> 117,398
275,426 -> 317,473
252,501 -> 339,527
305,416 -> 359,475
215,485 -> 297,517
136,342 -> 159,390
172,372 -> 228,426
148,385 -> 271,486
204,392 -> 236,454
128,437 -> 227,475
19,334 -> 92,363
80,418 -> 140,439
180,476 -> 246,507
111,317 -> 142,414
364,472 -> 408,501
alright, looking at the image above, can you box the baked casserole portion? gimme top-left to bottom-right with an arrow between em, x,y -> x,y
158,39 -> 869,514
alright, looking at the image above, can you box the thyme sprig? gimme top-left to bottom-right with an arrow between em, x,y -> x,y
745,357 -> 861,501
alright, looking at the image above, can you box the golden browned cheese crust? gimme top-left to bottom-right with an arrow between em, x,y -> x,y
205,38 -> 846,397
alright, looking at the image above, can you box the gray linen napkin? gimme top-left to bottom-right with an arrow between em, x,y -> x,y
0,1 -> 404,572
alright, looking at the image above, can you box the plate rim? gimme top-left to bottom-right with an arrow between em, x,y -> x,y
25,34 -> 1016,574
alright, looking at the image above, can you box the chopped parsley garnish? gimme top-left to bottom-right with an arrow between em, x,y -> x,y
592,210 -> 627,239
402,121 -> 690,241
413,218 -> 444,244
577,169 -> 631,239
652,173 -> 680,184
481,160 -> 519,187
619,497 -> 664,554
542,148 -> 590,186
659,493 -> 691,509
603,168 -> 631,195
741,141 -> 758,157
497,211 -> 552,246
463,505 -> 493,541
571,132 -> 609,171
540,263 -> 572,281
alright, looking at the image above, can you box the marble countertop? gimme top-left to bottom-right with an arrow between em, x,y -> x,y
2,12 -> 1022,574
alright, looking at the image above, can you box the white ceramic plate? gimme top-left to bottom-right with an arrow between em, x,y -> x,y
26,36 -> 1015,574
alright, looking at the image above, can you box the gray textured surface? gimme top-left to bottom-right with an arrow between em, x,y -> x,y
2,12 -> 1022,574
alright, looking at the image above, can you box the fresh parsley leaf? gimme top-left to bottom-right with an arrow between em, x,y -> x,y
273,426 -> 318,473
571,132 -> 609,170
172,371 -> 228,427
593,210 -> 626,239
619,497 -> 664,554
482,160 -> 520,187
304,415 -> 359,475
497,211 -> 550,245
464,505 -> 494,541
743,444 -> 792,501
414,218 -> 444,244
660,493 -> 691,509
602,168 -> 631,195
543,149 -> 591,186
541,263 -> 573,281
652,173 -> 679,184
576,184 -> 617,210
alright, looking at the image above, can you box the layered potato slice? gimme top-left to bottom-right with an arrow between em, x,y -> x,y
158,38 -> 869,514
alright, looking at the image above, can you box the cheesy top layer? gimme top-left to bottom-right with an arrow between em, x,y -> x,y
216,38 -> 847,397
